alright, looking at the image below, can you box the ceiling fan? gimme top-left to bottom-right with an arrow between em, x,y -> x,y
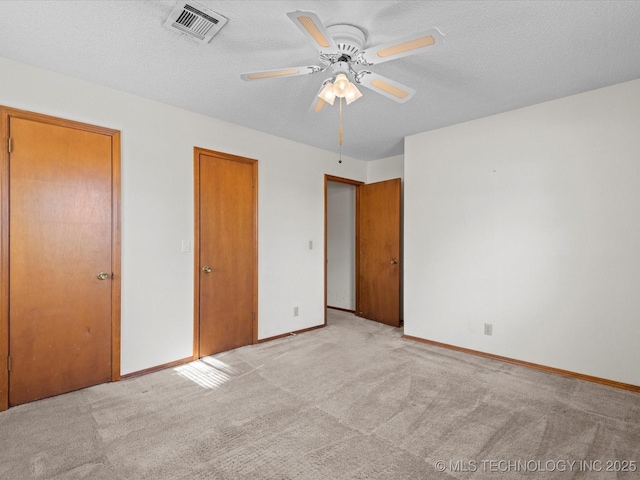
240,10 -> 444,112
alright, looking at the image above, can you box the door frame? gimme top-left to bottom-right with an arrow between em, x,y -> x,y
0,106 -> 122,412
324,175 -> 364,324
193,147 -> 258,359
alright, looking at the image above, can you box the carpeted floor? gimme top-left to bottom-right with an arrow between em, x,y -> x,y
1,309 -> 639,479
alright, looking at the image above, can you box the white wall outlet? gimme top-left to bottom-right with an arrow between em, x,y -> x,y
293,307 -> 299,317
484,323 -> 493,336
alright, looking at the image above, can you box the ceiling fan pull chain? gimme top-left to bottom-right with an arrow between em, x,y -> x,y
339,97 -> 343,146
339,97 -> 343,163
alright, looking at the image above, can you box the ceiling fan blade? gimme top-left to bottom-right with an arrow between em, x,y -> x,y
357,72 -> 416,103
241,65 -> 322,81
357,28 -> 443,65
308,95 -> 329,113
308,82 -> 332,112
286,10 -> 337,52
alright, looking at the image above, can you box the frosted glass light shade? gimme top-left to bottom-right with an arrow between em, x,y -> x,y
316,74 -> 362,106
333,73 -> 349,97
344,83 -> 363,105
318,82 -> 336,105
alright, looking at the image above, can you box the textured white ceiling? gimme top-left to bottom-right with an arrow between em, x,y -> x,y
1,1 -> 639,160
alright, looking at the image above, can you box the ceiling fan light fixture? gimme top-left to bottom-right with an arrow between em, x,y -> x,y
318,82 -> 336,105
318,74 -> 362,105
333,73 -> 350,97
344,82 -> 362,105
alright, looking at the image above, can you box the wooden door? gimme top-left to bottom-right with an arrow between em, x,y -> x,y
357,178 -> 401,327
1,109 -> 120,409
195,149 -> 257,357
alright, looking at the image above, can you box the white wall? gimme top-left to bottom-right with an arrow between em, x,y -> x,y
367,154 -> 404,184
405,79 -> 640,386
0,56 -> 367,374
326,182 -> 356,310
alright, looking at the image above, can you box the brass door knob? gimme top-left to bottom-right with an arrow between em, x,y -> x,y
97,272 -> 110,280
202,266 -> 212,273
391,259 -> 398,265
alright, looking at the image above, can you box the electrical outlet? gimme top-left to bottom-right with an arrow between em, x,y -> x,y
484,323 -> 493,336
293,307 -> 299,317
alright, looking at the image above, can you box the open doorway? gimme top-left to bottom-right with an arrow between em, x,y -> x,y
325,176 -> 362,323
326,180 -> 358,312
324,174 -> 401,327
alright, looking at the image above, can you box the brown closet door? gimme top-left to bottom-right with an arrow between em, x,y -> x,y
8,116 -> 113,406
357,178 -> 402,327
196,150 -> 257,357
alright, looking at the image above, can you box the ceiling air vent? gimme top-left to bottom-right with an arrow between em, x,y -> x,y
164,1 -> 228,44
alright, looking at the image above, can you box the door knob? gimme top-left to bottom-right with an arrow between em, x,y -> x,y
391,259 -> 398,265
202,266 -> 212,273
97,272 -> 110,280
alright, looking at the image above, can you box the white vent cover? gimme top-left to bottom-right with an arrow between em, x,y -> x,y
164,1 -> 228,44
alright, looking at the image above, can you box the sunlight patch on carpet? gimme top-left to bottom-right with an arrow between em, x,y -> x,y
173,358 -> 236,389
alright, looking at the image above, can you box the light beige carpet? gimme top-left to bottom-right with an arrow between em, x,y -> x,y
1,309 -> 639,479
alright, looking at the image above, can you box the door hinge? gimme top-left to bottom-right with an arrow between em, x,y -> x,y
7,137 -> 12,153
7,356 -> 11,371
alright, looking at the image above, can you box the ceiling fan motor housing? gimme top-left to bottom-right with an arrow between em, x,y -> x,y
326,24 -> 366,59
